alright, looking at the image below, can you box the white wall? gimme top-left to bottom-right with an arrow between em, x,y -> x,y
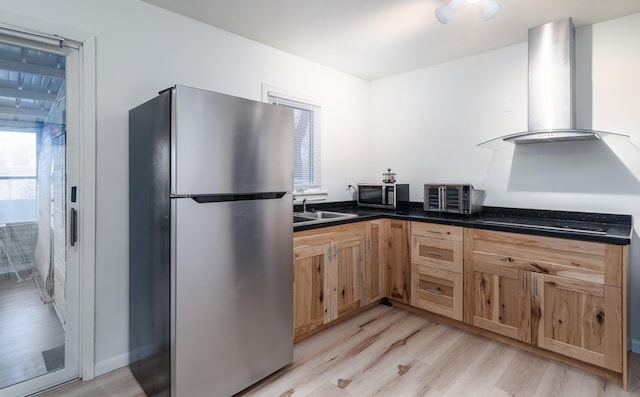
0,0 -> 371,374
372,13 -> 640,347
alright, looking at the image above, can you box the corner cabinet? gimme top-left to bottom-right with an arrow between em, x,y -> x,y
384,219 -> 410,303
464,228 -> 627,379
364,220 -> 385,305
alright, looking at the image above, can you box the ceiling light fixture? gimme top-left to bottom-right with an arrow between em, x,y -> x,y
435,0 -> 500,24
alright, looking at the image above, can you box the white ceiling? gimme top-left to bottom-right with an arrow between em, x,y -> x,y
141,0 -> 640,81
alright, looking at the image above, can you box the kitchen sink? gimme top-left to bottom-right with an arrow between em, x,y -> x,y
293,210 -> 357,225
293,215 -> 313,223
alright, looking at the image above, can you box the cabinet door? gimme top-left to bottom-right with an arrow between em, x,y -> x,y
364,220 -> 385,304
464,261 -> 531,343
293,243 -> 329,341
411,264 -> 463,320
532,273 -> 622,372
333,237 -> 365,319
385,219 -> 410,303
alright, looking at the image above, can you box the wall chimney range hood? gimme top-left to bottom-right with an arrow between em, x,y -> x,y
479,18 -> 634,149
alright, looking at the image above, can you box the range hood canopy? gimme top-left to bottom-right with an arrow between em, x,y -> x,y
480,18 -> 631,148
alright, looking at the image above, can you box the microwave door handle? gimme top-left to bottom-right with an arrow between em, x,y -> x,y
443,186 -> 448,211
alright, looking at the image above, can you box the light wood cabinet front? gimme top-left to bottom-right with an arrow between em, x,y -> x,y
293,243 -> 328,340
384,219 -> 410,303
410,222 -> 464,321
464,227 -> 626,376
334,237 -> 365,319
411,264 -> 463,320
364,220 -> 385,305
411,235 -> 463,273
464,260 -> 531,342
293,223 -> 366,341
532,273 -> 623,373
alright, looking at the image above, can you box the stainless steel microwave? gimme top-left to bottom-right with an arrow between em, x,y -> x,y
424,184 -> 485,214
357,183 -> 409,209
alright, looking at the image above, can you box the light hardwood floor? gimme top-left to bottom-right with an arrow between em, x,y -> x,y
34,305 -> 640,397
0,272 -> 65,389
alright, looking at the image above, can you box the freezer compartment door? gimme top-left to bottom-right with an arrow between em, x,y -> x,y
173,195 -> 293,397
172,86 -> 293,195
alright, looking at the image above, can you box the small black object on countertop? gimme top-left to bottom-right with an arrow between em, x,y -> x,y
293,201 -> 633,245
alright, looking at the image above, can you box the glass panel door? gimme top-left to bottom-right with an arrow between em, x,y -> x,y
358,186 -> 383,206
0,33 -> 80,396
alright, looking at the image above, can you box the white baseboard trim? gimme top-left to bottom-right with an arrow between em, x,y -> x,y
94,352 -> 130,378
632,338 -> 640,354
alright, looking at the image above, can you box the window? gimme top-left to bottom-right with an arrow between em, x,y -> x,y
266,89 -> 321,191
0,131 -> 37,223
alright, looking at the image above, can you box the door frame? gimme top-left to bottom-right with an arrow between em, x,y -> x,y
0,13 -> 97,396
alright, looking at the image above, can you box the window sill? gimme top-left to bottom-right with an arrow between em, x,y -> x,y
292,191 -> 328,198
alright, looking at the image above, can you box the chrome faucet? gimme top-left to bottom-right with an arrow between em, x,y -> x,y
302,198 -> 307,213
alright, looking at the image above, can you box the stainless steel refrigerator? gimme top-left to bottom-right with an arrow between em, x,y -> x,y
129,85 -> 293,396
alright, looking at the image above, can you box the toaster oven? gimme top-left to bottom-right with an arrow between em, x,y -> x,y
424,184 -> 485,214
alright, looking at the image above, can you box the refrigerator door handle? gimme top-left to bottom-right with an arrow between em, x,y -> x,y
185,192 -> 288,203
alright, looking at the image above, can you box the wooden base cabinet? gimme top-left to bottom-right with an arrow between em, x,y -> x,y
464,228 -> 627,382
532,273 -> 623,372
411,222 -> 464,321
464,261 -> 531,342
293,222 -> 377,342
334,237 -> 365,319
293,243 -> 328,340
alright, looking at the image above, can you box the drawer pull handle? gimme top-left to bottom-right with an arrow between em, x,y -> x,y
427,230 -> 442,234
426,251 -> 443,257
426,288 -> 443,295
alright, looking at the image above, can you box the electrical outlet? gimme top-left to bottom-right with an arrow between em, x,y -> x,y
345,179 -> 350,190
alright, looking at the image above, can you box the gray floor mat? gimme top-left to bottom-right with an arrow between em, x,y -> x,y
42,344 -> 64,372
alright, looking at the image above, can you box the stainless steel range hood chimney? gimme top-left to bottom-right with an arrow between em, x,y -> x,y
503,18 -> 601,144
478,18 -> 637,150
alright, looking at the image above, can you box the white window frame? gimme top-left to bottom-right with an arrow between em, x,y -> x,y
262,84 -> 322,193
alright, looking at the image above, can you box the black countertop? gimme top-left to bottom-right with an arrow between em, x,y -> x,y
293,202 -> 633,245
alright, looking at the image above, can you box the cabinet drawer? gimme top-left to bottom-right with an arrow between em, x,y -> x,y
411,222 -> 462,241
466,228 -> 622,287
411,264 -> 462,321
411,235 -> 463,273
